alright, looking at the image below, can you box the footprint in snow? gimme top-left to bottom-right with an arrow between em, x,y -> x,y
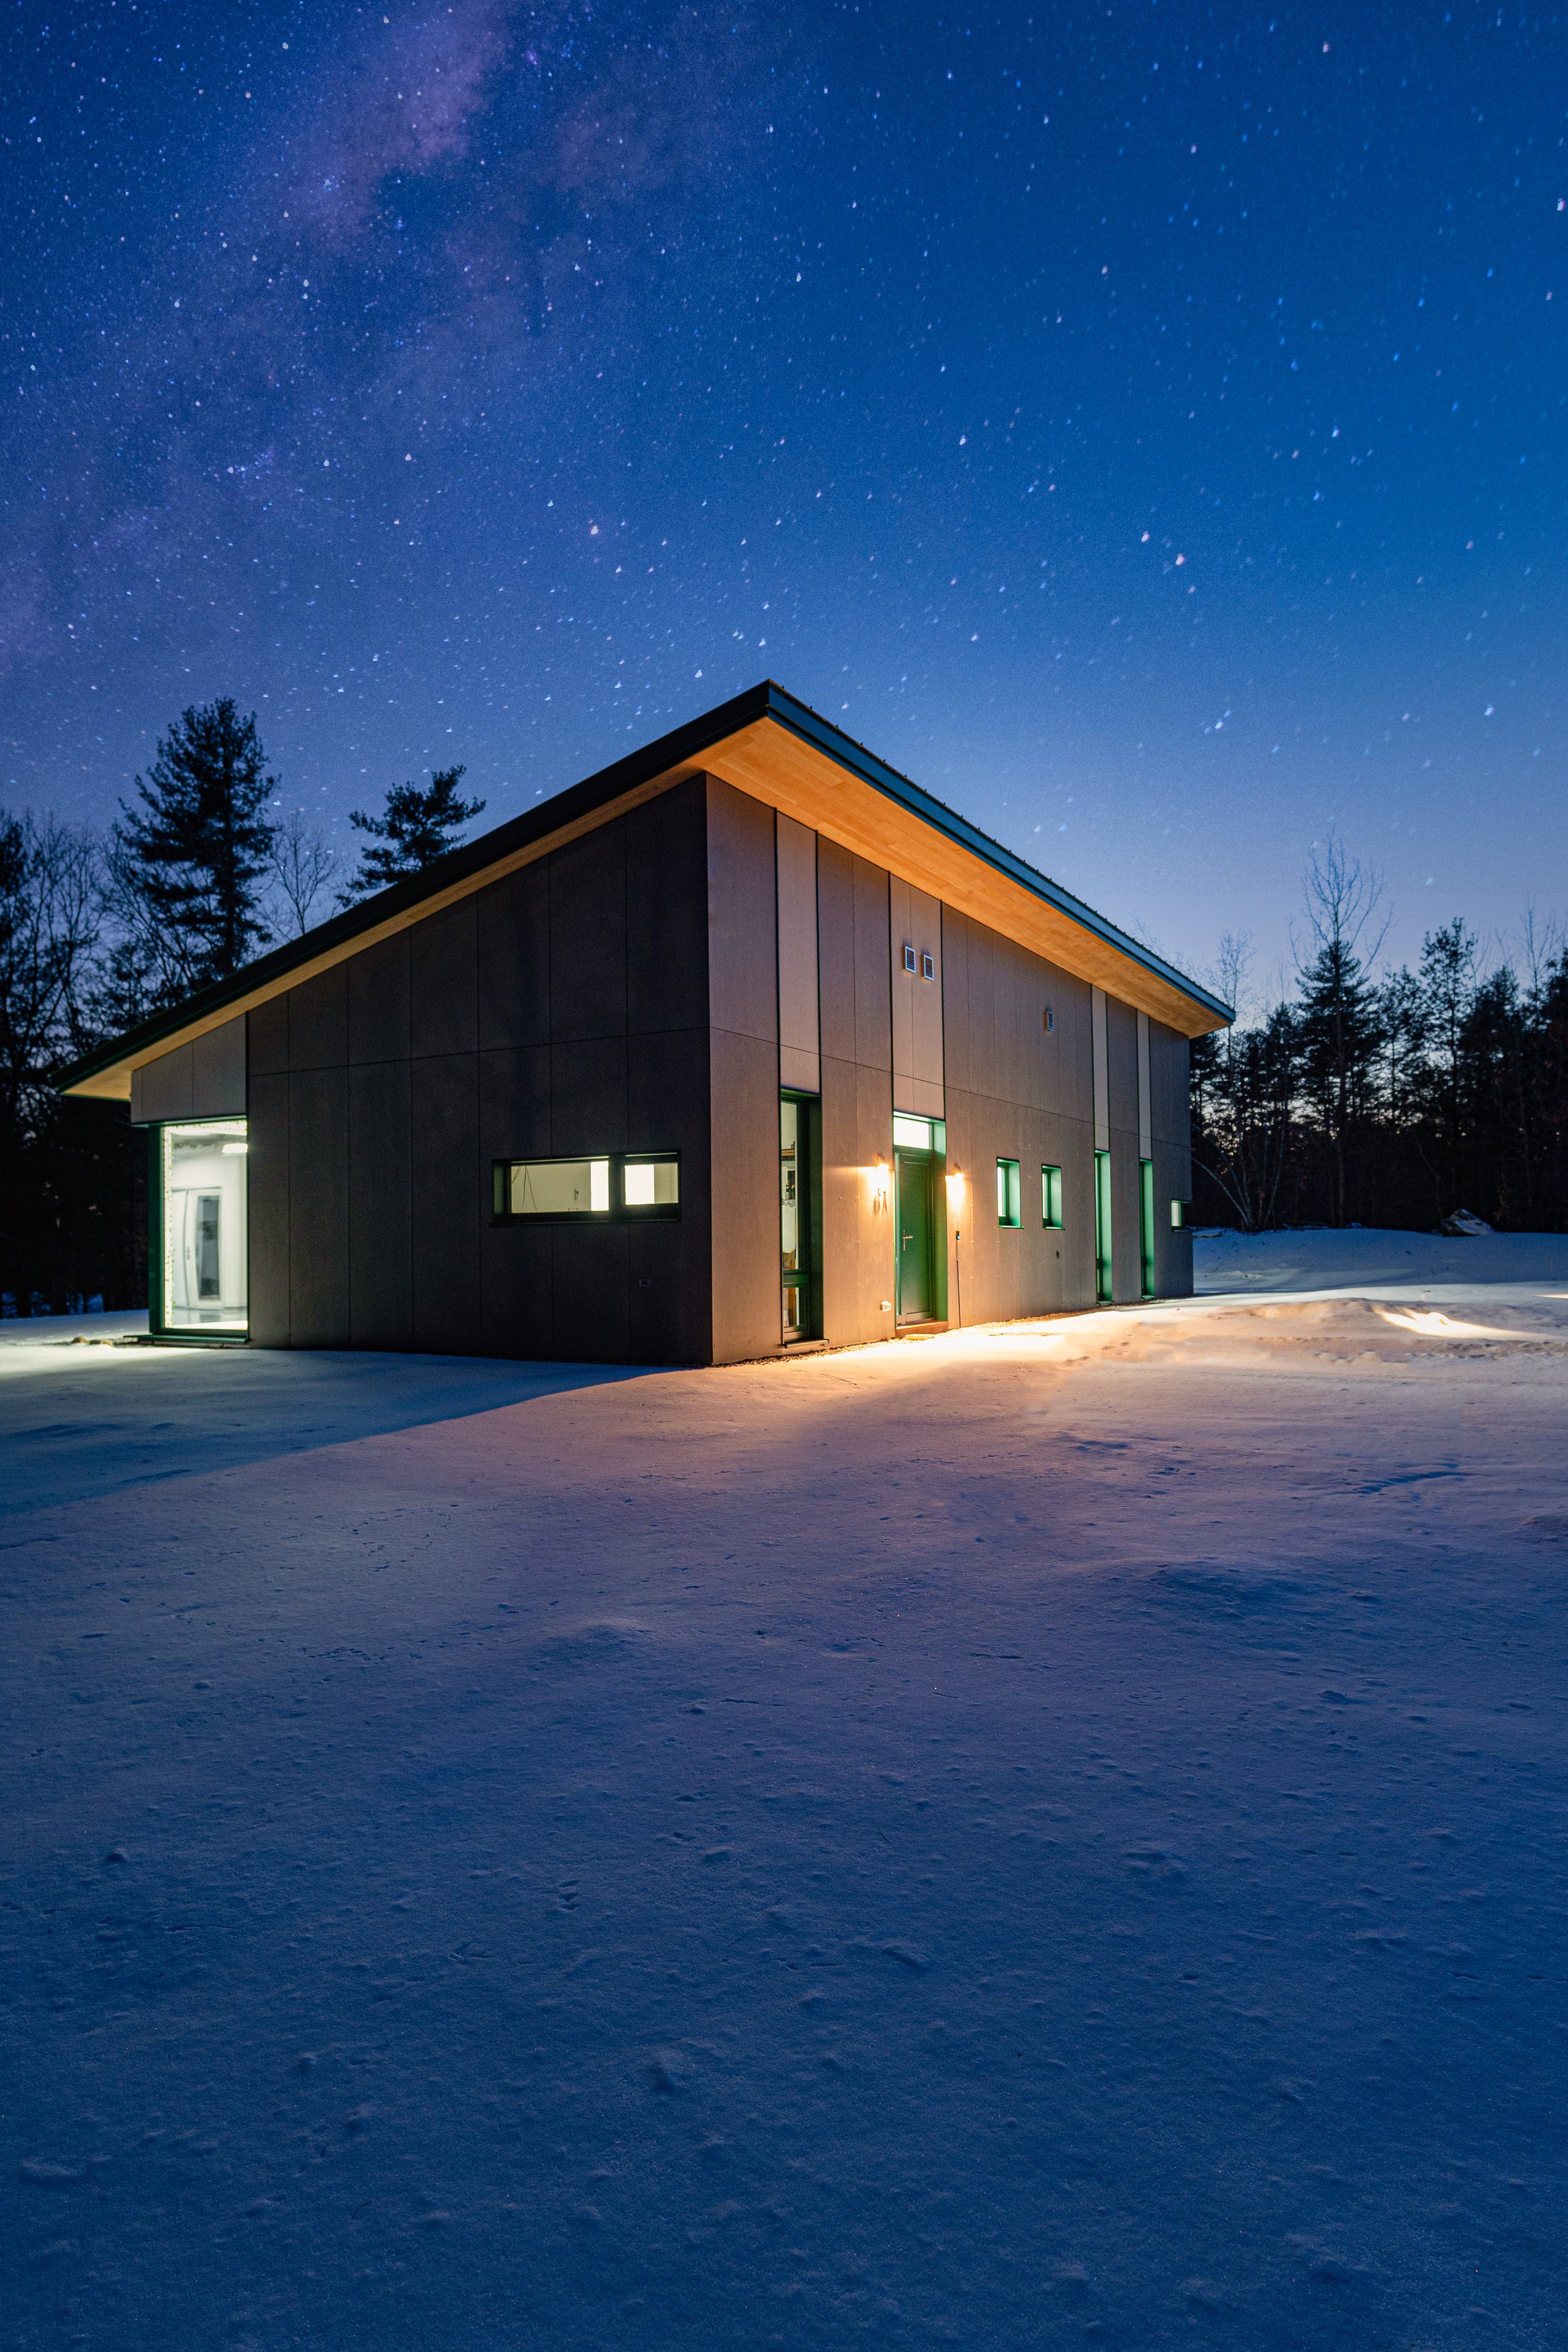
650,2048 -> 692,2092
529,1621 -> 642,1674
1150,1562 -> 1309,1616
1123,1846 -> 1188,1881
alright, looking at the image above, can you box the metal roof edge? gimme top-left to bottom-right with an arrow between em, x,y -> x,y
56,677 -> 1229,1094
755,682 -> 1233,1027
55,683 -> 776,1094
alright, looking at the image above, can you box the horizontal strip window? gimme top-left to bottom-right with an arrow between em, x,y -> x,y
492,1153 -> 680,1222
893,1113 -> 946,1153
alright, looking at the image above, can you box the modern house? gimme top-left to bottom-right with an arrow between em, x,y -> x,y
60,684 -> 1231,1363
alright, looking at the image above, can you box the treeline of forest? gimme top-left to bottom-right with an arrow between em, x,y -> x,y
1190,840 -> 1568,1234
0,699 -> 482,1315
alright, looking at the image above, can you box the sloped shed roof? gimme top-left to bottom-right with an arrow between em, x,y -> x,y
59,681 -> 1231,1101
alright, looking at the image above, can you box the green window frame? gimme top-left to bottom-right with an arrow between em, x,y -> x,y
1170,1199 -> 1190,1231
492,1153 -> 680,1222
1041,1163 -> 1063,1229
1094,1149 -> 1113,1303
893,1113 -> 946,1154
1139,1157 -> 1157,1298
996,1158 -> 1022,1227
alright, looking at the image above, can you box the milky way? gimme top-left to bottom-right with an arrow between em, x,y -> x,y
2,2 -> 1563,974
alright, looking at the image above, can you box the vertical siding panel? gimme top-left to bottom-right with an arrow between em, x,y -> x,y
347,934 -> 411,1067
706,779 -> 777,1048
348,1059 -> 413,1348
551,825 -> 627,1045
776,812 -> 820,1094
410,903 -> 479,1061
627,776 -> 708,1038
287,967 -> 348,1073
856,1058 -> 896,1342
852,859 -> 892,1074
410,1053 -> 479,1352
287,1067 -> 349,1345
476,863 -> 550,1054
707,779 -> 779,1363
817,838 -> 861,1347
246,1065 -> 290,1346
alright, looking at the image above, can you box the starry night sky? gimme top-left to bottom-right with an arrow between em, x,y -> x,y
3,1 -> 1564,987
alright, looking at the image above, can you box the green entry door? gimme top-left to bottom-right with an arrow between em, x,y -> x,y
896,1152 -> 936,1322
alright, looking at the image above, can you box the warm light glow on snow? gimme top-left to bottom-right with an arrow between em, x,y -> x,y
1377,1307 -> 1551,1342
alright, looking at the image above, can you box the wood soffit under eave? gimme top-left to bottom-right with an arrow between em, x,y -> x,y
705,720 -> 1221,1037
74,716 -> 1217,1101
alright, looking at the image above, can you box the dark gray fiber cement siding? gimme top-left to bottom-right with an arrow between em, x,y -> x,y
243,771 -> 1193,1363
247,774 -> 714,1364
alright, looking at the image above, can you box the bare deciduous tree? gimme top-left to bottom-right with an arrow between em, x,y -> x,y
1293,832 -> 1389,1227
268,810 -> 340,938
0,812 -> 102,1132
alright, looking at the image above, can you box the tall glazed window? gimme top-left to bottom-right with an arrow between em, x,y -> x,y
1139,1158 -> 1157,1298
780,1096 -> 821,1340
1093,1148 -> 1113,1305
159,1120 -> 248,1333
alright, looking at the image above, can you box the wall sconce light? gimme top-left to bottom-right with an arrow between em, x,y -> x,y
871,1157 -> 891,1212
945,1167 -> 965,1209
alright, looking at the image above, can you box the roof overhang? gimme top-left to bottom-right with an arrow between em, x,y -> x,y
59,682 -> 1231,1101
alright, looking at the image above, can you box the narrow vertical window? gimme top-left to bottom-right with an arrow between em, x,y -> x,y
996,1158 -> 1021,1227
1140,1157 -> 1157,1298
1094,1149 -> 1113,1303
1041,1164 -> 1063,1229
780,1096 -> 818,1339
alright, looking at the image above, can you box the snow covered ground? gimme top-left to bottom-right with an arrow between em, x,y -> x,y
4,1236 -> 1567,2349
1194,1222 -> 1568,1300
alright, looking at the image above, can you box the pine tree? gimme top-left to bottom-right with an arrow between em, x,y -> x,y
113,700 -> 278,999
1463,967 -> 1533,1224
1294,835 -> 1385,1226
1296,937 -> 1382,1224
1377,968 -> 1425,1137
340,766 -> 485,903
1537,953 -> 1568,1220
1415,918 -> 1479,1215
